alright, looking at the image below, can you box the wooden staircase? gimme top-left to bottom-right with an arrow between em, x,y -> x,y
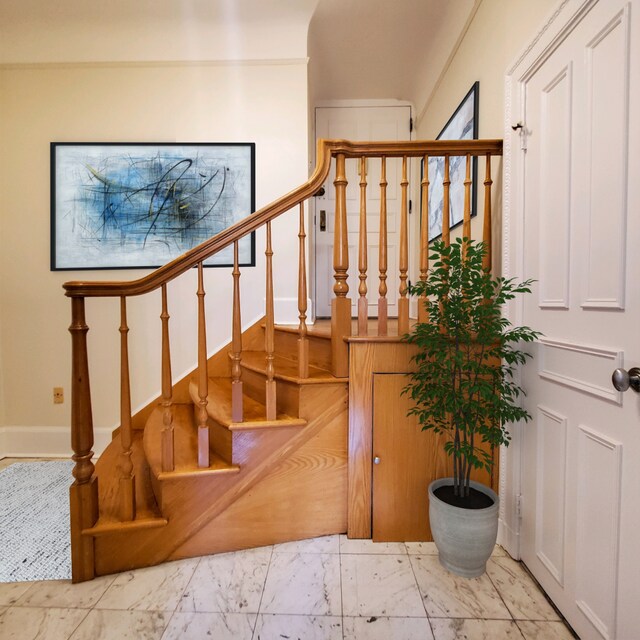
63,138 -> 503,582
84,319 -> 348,577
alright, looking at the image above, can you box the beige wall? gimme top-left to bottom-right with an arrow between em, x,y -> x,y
0,60 -> 309,441
416,0 -> 558,268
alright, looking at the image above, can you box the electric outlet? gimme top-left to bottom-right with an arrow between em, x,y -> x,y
53,387 -> 64,404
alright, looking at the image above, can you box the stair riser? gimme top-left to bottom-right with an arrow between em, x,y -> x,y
238,366 -> 302,416
270,328 -> 332,371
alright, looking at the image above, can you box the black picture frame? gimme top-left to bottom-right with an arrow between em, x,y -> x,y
426,82 -> 479,241
51,142 -> 256,271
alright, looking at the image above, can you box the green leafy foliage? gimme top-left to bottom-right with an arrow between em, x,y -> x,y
403,238 -> 541,498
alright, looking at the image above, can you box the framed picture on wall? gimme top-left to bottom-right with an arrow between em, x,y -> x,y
51,142 -> 255,270
427,81 -> 479,241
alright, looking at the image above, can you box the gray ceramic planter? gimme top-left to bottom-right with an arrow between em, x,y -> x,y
428,477 -> 499,578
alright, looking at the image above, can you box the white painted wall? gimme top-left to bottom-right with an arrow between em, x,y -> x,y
415,0 -> 559,274
0,7 -> 312,456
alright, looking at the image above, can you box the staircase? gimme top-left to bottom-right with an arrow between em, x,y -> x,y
63,138 -> 503,582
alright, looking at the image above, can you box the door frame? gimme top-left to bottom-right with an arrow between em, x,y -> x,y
310,99 -> 415,321
501,0 -> 600,559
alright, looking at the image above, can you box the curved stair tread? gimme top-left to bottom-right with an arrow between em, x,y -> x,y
88,430 -> 166,535
189,376 -> 307,430
239,351 -> 347,384
144,403 -> 240,479
267,323 -> 332,340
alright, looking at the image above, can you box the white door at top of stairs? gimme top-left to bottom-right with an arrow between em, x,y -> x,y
314,105 -> 411,318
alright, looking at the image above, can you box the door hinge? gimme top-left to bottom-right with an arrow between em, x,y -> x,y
410,117 -> 414,133
409,199 -> 413,214
516,494 -> 523,520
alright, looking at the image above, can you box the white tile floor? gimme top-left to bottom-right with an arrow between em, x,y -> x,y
0,535 -> 578,640
0,458 -> 576,639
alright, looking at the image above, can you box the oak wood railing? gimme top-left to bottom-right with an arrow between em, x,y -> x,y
64,138 -> 502,582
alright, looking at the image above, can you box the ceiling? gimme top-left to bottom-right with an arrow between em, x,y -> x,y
0,0 -> 476,112
308,0 -> 476,111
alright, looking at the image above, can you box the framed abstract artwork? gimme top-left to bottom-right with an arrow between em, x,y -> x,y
427,82 -> 479,241
51,142 -> 255,270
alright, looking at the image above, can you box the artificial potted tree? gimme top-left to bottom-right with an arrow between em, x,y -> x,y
404,237 -> 540,578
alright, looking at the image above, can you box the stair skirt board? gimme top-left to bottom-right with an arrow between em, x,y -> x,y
86,320 -> 348,577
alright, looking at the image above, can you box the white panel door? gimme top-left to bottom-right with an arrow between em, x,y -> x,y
517,2 -> 639,639
314,106 -> 411,318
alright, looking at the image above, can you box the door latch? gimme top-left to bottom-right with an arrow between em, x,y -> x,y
319,210 -> 327,232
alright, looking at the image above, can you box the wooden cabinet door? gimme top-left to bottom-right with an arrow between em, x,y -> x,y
371,373 -> 448,541
372,373 -> 494,542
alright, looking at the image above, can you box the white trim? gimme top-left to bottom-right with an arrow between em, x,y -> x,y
314,99 -> 414,109
0,58 -> 310,71
0,426 -> 113,459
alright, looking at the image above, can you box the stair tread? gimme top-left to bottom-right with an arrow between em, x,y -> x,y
83,516 -> 168,537
144,404 -> 241,478
191,377 -> 307,430
240,351 -> 346,384
269,323 -> 332,340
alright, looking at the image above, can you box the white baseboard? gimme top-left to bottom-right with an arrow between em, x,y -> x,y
498,517 -> 521,560
0,425 -> 113,459
273,297 -> 314,325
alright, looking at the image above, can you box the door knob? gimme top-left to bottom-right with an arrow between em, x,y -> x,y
612,367 -> 640,393
373,456 -> 381,465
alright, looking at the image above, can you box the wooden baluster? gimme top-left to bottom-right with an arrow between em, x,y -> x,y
265,221 -> 277,419
442,155 -> 451,248
231,241 -> 244,422
331,153 -> 351,377
378,156 -> 388,336
298,203 -> 309,379
69,297 -> 98,583
160,284 -> 174,472
418,154 -> 430,324
197,262 -> 210,468
118,297 -> 135,521
462,153 -> 472,261
483,153 -> 493,271
357,156 -> 368,336
463,154 -> 472,240
398,155 -> 410,334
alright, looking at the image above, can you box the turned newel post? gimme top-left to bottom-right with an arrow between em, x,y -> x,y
378,156 -> 389,336
331,152 -> 351,377
69,296 -> 98,583
398,156 -> 409,334
357,156 -> 369,336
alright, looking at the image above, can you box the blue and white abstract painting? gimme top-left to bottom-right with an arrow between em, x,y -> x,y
52,143 -> 255,270
428,83 -> 478,241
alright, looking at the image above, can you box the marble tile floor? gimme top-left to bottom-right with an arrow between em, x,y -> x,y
0,533 -> 578,640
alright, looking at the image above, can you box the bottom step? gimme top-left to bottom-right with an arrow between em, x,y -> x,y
89,430 -> 164,534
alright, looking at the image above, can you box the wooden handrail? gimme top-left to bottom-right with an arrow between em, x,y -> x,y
63,139 -> 502,299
